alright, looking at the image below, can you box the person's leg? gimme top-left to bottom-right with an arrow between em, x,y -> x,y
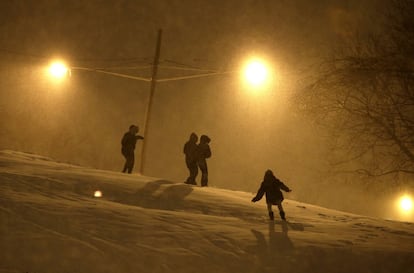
189,161 -> 198,184
122,161 -> 128,173
199,163 -> 208,187
185,160 -> 192,183
277,202 -> 286,220
201,172 -> 208,187
122,151 -> 128,173
277,203 -> 284,212
126,153 -> 135,174
267,203 -> 274,220
185,160 -> 198,184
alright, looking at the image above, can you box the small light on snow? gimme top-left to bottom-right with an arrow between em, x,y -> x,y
94,190 -> 102,198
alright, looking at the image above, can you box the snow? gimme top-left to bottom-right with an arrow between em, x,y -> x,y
1,150 -> 414,273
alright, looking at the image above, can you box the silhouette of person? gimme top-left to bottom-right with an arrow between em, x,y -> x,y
197,135 -> 211,187
183,133 -> 199,185
252,169 -> 292,220
121,125 -> 144,174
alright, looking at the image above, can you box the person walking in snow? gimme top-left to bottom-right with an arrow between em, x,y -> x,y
197,135 -> 211,187
251,169 -> 292,220
121,125 -> 144,174
183,132 -> 199,185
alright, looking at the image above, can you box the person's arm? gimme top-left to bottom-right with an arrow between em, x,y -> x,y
280,182 -> 292,192
205,145 -> 212,158
121,134 -> 127,146
252,183 -> 265,202
136,135 -> 144,140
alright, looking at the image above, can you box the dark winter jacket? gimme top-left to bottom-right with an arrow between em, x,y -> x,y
252,173 -> 291,204
197,135 -> 211,164
121,132 -> 144,153
184,135 -> 199,163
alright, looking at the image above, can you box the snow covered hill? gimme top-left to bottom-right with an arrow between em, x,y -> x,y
1,150 -> 414,273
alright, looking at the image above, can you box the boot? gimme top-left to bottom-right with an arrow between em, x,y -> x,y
185,178 -> 197,185
279,211 -> 286,221
268,211 -> 274,220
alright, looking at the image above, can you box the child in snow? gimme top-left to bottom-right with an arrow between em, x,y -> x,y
251,169 -> 292,220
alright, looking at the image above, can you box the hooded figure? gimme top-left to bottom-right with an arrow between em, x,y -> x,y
252,169 -> 292,220
183,133 -> 199,185
197,135 -> 211,187
121,125 -> 144,174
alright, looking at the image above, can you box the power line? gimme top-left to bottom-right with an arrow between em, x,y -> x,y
157,64 -> 219,73
0,47 -> 237,80
71,67 -> 151,82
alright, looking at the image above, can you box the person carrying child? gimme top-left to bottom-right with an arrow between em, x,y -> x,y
251,169 -> 292,220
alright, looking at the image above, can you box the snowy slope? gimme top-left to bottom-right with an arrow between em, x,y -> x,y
1,150 -> 414,273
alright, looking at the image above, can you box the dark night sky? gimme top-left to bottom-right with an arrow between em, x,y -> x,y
0,0 -> 385,64
0,0 -> 391,216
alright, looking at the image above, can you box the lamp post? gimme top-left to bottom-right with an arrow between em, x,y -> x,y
140,29 -> 162,174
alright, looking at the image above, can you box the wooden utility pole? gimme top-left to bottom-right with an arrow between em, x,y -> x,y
139,29 -> 162,174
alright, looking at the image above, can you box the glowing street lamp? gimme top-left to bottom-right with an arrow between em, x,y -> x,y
242,58 -> 272,88
48,60 -> 69,79
399,195 -> 413,213
244,60 -> 268,85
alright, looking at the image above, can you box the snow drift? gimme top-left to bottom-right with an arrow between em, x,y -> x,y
1,150 -> 413,273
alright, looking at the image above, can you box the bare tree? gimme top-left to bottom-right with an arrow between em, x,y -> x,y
296,0 -> 414,179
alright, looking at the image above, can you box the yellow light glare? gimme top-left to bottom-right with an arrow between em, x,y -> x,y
94,190 -> 102,198
244,60 -> 269,86
400,195 -> 413,212
49,61 -> 68,79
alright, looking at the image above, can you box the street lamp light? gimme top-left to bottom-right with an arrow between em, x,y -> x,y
241,58 -> 273,90
399,194 -> 413,213
48,60 -> 69,79
392,193 -> 414,221
243,59 -> 269,87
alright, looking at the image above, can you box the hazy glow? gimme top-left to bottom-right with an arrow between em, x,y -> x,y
244,59 -> 269,86
49,61 -> 69,79
94,190 -> 102,198
399,195 -> 413,212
